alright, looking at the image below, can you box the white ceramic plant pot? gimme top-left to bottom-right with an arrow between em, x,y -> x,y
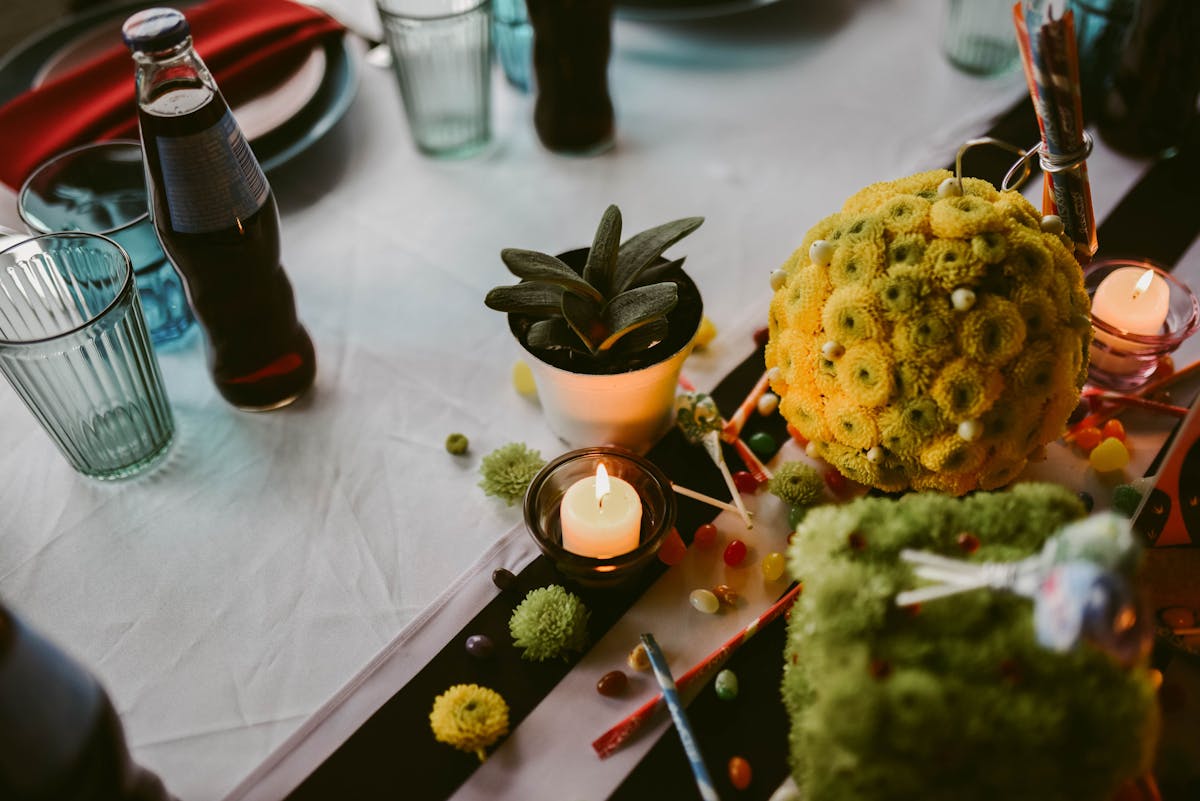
508,249 -> 703,455
524,337 -> 696,454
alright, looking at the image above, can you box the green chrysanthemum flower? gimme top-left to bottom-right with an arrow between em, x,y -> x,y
768,461 -> 826,509
509,585 -> 590,661
479,442 -> 545,506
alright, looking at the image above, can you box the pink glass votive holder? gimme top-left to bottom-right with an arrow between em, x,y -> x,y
523,447 -> 676,588
1085,259 -> 1199,391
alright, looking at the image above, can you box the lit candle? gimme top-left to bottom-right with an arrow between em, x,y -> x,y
1092,267 -> 1170,335
560,462 -> 642,558
1090,266 -> 1170,375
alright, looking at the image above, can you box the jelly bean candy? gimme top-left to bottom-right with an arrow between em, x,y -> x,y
788,506 -> 807,530
511,360 -> 537,397
786,423 -> 809,446
714,669 -> 738,701
728,756 -> 752,790
628,643 -> 651,671
596,670 -> 628,696
724,539 -> 747,567
1074,426 -> 1103,452
694,316 -> 718,348
1102,418 -> 1126,442
491,567 -> 516,591
762,552 -> 785,582
690,588 -> 720,614
1089,437 -> 1130,473
694,522 -> 718,549
713,584 -> 739,606
733,470 -> 759,494
466,634 -> 494,658
658,528 -> 687,566
753,326 -> 769,349
747,431 -> 776,458
824,469 -> 846,493
756,392 -> 779,417
956,532 -> 980,554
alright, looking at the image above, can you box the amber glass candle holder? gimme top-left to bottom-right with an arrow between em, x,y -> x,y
1086,259 -> 1199,391
523,447 -> 675,588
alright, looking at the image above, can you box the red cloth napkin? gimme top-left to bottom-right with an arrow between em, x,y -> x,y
0,0 -> 343,189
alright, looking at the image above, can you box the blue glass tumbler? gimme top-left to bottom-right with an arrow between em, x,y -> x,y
19,141 -> 195,348
494,0 -> 533,92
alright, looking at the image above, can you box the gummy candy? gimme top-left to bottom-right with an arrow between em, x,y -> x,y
724,539 -> 747,567
512,360 -> 537,397
728,756 -> 752,790
694,523 -> 718,549
762,552 -> 786,582
659,528 -> 687,566
1089,437 -> 1130,473
596,670 -> 628,696
690,589 -> 720,614
715,669 -> 739,701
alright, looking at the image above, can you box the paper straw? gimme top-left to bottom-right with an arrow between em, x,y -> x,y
1066,356 -> 1200,440
1172,627 -> 1200,637
732,437 -> 773,483
593,583 -> 802,758
639,634 -> 721,801
721,369 -> 774,442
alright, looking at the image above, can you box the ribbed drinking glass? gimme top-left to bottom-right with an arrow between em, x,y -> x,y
377,0 -> 493,157
0,233 -> 174,479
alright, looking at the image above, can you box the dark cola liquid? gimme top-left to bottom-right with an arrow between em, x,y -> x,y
140,83 -> 315,410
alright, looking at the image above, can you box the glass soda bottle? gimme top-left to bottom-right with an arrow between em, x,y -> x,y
0,605 -> 177,801
122,8 -> 316,411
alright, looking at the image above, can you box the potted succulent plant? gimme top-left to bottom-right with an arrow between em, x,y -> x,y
486,205 -> 704,452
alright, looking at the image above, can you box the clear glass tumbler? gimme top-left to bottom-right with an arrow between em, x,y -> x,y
19,141 -> 196,348
0,233 -> 175,479
377,0 -> 493,157
943,0 -> 1020,76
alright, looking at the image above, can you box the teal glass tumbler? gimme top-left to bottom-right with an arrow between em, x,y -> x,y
18,141 -> 195,348
377,0 -> 493,157
942,0 -> 1020,76
0,233 -> 175,479
494,0 -> 532,92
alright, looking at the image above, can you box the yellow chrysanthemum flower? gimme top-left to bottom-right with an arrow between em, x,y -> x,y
430,684 -> 510,761
765,168 -> 1088,495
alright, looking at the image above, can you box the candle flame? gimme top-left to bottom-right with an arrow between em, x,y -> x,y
1132,269 -> 1155,298
595,462 -> 611,508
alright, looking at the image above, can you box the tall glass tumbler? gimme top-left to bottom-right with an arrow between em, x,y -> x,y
19,141 -> 195,348
943,0 -> 1020,76
494,0 -> 532,92
0,233 -> 175,479
377,0 -> 493,157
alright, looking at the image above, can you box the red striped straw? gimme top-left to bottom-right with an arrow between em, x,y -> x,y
721,369 -> 774,442
592,582 -> 802,759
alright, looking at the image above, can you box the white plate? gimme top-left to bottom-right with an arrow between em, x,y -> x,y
33,19 -> 328,142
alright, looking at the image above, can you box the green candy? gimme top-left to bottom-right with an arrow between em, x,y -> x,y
748,431 -> 777,458
445,432 -> 469,455
789,505 -> 808,531
715,669 -> 739,701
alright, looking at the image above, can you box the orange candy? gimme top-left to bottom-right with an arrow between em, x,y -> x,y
1102,418 -> 1127,442
786,423 -> 809,446
1074,426 -> 1103,452
728,755 -> 752,790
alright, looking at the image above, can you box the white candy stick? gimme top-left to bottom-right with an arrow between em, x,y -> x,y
671,483 -> 746,517
702,431 -> 753,528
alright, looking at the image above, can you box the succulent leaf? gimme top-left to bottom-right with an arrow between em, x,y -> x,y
526,318 -> 576,351
634,256 -> 687,287
500,249 -> 603,302
562,292 -> 607,354
582,205 -> 622,297
609,319 -> 669,355
485,283 -> 565,316
611,217 -> 704,294
598,283 -> 677,351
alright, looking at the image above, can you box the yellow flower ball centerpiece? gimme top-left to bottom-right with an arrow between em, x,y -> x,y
766,169 -> 1092,495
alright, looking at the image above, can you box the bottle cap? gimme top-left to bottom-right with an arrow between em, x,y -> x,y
121,8 -> 191,54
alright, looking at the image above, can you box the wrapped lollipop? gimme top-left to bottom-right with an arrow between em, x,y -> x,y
675,392 -> 753,528
896,513 -> 1150,665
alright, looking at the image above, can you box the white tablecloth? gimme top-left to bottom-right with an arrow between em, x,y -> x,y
0,1 -> 1195,799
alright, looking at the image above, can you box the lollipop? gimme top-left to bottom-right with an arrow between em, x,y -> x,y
675,392 -> 753,528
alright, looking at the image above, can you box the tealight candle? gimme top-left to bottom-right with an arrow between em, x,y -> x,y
560,462 -> 643,558
1091,267 -> 1170,336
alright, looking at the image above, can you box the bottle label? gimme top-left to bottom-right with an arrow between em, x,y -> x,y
156,111 -> 270,234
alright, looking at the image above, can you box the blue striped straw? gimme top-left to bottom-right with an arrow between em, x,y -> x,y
639,634 -> 721,801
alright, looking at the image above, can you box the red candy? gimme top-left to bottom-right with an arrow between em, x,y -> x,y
732,470 -> 759,494
694,522 -> 718,548
752,326 -> 770,349
724,539 -> 747,567
956,532 -> 980,554
1074,426 -> 1103,452
658,528 -> 687,566
1102,418 -> 1126,442
728,756 -> 752,790
824,469 -> 847,493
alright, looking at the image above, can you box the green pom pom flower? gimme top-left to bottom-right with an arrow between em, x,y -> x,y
509,585 -> 590,661
769,461 -> 826,508
479,442 -> 545,506
445,432 -> 469,455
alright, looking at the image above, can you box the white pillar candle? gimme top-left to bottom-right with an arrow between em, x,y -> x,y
560,462 -> 642,558
1090,267 -> 1170,375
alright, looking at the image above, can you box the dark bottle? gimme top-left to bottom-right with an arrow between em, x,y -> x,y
527,0 -> 615,154
123,8 -> 316,410
0,605 -> 177,801
1097,0 -> 1200,157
